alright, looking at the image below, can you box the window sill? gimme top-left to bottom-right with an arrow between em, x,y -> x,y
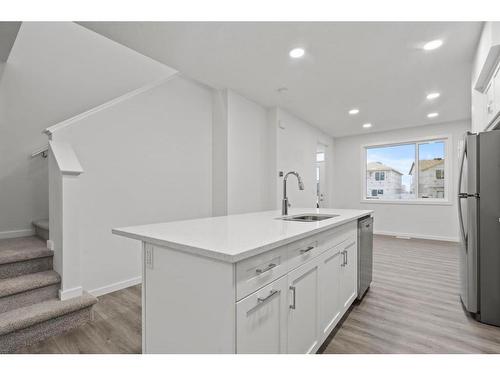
360,199 -> 453,206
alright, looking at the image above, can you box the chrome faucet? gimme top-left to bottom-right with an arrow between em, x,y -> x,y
282,171 -> 304,216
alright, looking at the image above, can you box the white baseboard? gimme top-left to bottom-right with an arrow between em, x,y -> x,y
0,228 -> 35,239
59,286 -> 83,301
89,276 -> 142,297
374,230 -> 459,243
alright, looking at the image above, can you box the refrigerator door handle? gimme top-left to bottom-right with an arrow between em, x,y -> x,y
457,137 -> 468,249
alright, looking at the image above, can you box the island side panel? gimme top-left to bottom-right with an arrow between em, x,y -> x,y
142,242 -> 236,353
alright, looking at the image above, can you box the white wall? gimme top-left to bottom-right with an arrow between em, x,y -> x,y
332,120 -> 470,242
0,22 -> 173,236
50,76 -> 213,295
226,90 -> 273,214
274,108 -> 334,210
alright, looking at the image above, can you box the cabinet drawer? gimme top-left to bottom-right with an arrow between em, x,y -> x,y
316,222 -> 357,253
286,238 -> 320,272
236,246 -> 288,300
286,222 -> 357,273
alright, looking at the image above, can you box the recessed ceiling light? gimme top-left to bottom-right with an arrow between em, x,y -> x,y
349,108 -> 360,115
426,92 -> 441,100
423,39 -> 443,51
362,123 -> 372,129
427,112 -> 439,118
289,48 -> 305,58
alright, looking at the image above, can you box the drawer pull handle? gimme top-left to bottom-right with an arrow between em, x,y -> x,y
256,263 -> 276,275
257,289 -> 279,305
300,246 -> 314,254
289,286 -> 296,309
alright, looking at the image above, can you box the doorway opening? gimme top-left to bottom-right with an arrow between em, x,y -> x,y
316,143 -> 328,208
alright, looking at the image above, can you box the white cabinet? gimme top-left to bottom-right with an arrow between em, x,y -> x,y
318,245 -> 342,338
485,80 -> 496,125
140,220 -> 365,353
340,238 -> 358,311
287,257 -> 321,354
481,63 -> 500,130
236,276 -> 288,353
494,65 -> 500,122
236,225 -> 359,354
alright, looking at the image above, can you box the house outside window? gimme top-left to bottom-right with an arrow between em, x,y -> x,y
364,138 -> 449,202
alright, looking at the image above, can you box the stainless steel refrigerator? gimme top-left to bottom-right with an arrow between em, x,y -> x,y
458,130 -> 500,326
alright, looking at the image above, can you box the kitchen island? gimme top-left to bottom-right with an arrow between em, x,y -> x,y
113,208 -> 373,353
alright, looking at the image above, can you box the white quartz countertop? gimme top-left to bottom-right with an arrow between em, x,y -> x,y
112,208 -> 373,263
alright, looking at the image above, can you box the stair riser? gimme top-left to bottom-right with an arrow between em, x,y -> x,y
0,284 -> 60,314
34,227 -> 49,241
0,306 -> 93,353
0,257 -> 53,279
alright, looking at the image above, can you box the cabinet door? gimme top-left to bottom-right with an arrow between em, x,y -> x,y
287,258 -> 320,354
236,276 -> 288,353
340,238 -> 358,311
318,245 -> 343,339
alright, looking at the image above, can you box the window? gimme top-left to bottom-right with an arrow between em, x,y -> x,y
364,138 -> 447,202
316,152 -> 325,162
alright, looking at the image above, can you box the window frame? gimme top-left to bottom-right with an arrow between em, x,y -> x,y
360,135 -> 452,205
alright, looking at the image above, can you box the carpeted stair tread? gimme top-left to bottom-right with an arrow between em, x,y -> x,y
0,236 -> 52,265
32,219 -> 49,231
0,292 -> 97,336
0,271 -> 60,298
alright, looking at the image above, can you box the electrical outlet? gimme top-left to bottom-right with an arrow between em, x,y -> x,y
145,246 -> 154,269
47,240 -> 54,250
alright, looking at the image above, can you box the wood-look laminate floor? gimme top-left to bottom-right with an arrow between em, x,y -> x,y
16,235 -> 500,354
322,235 -> 500,354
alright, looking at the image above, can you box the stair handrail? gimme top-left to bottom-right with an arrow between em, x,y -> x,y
31,144 -> 49,158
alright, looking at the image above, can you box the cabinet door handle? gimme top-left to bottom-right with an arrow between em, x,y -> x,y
345,250 -> 348,266
289,286 -> 296,309
341,250 -> 346,266
256,263 -> 276,275
257,289 -> 279,305
299,245 -> 314,254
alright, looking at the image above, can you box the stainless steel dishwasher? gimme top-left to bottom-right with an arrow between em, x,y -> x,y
357,216 -> 373,300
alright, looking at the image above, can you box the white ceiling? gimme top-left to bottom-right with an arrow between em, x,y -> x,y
79,22 -> 482,137
0,22 -> 21,62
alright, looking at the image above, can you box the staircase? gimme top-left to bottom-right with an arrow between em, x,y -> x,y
0,233 -> 97,353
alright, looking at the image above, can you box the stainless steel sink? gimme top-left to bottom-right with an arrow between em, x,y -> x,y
278,213 -> 339,222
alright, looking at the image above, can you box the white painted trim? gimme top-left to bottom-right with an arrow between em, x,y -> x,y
43,74 -> 178,136
374,230 -> 459,243
360,199 -> 453,206
88,276 -> 142,297
49,141 -> 84,176
0,228 -> 35,239
59,286 -> 83,301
